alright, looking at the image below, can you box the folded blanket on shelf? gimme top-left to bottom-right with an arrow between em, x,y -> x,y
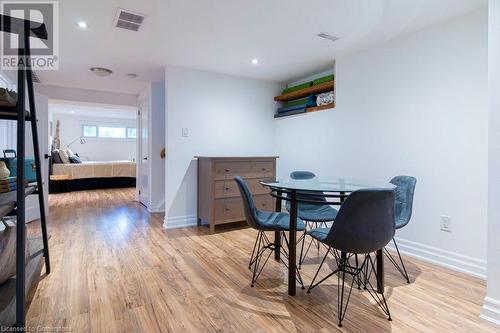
283,95 -> 316,108
276,108 -> 306,117
282,81 -> 312,94
313,74 -> 334,86
316,91 -> 334,106
278,104 -> 309,113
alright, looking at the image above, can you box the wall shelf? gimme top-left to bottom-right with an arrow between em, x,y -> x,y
306,103 -> 335,113
274,80 -> 334,102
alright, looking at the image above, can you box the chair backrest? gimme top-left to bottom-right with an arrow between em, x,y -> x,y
390,176 -> 417,228
290,171 -> 316,180
325,189 -> 395,254
288,171 -> 327,209
234,176 -> 260,229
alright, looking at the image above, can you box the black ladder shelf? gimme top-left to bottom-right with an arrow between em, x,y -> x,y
0,14 -> 51,328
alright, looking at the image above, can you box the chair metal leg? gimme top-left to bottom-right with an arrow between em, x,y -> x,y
337,257 -> 356,327
363,254 -> 392,321
298,230 -> 306,269
384,238 -> 410,283
248,231 -> 260,269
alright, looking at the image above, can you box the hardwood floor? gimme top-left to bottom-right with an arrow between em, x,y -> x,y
25,188 -> 498,332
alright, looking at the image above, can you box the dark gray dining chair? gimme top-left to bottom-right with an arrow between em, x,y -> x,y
234,176 -> 306,288
384,176 -> 417,283
286,171 -> 338,268
307,189 -> 395,327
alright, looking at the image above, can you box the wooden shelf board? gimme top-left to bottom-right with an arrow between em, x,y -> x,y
0,107 -> 31,121
274,81 -> 334,102
0,251 -> 43,327
0,186 -> 37,219
306,103 -> 335,113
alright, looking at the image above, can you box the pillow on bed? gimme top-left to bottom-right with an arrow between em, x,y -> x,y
51,150 -> 63,164
69,155 -> 82,163
58,149 -> 71,164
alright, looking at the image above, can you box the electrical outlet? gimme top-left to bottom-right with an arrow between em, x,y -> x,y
182,128 -> 189,137
440,215 -> 452,232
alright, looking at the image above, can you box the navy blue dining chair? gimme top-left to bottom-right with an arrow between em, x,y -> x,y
384,176 -> 417,283
307,189 -> 396,327
234,176 -> 305,288
286,171 -> 338,268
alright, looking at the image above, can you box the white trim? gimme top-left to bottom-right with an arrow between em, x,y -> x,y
163,214 -> 198,229
148,198 -> 165,213
481,297 -> 500,326
386,237 -> 487,279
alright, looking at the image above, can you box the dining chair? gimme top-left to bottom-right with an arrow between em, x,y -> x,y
384,175 -> 417,283
307,189 -> 395,327
286,171 -> 338,268
234,176 -> 305,288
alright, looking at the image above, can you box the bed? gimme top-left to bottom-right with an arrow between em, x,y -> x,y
49,160 -> 136,193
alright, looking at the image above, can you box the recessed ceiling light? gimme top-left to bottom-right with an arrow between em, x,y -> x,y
126,73 -> 138,78
77,21 -> 88,29
251,58 -> 259,65
90,67 -> 113,77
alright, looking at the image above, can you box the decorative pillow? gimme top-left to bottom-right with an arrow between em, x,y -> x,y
69,155 -> 82,164
51,150 -> 63,164
58,149 -> 70,164
66,147 -> 75,157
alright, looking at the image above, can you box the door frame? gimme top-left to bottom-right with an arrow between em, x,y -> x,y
136,84 -> 151,205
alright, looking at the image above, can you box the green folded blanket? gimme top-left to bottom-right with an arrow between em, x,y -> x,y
313,74 -> 334,86
284,96 -> 314,108
282,81 -> 312,94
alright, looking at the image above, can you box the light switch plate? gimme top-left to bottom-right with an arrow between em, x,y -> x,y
440,215 -> 452,232
182,128 -> 189,137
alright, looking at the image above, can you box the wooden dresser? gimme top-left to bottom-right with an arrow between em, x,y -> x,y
197,156 -> 278,232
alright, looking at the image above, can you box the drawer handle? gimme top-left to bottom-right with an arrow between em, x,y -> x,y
224,207 -> 230,212
224,187 -> 230,191
225,168 -> 230,172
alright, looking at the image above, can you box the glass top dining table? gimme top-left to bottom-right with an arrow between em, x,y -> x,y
260,177 -> 395,193
259,177 -> 395,296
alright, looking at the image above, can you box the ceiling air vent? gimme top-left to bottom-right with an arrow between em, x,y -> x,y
317,33 -> 339,43
113,8 -> 146,32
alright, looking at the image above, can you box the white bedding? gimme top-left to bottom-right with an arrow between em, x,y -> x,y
52,161 -> 136,179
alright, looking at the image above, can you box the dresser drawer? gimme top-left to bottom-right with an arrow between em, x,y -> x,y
214,178 -> 268,198
253,161 -> 274,178
215,160 -> 275,180
214,194 -> 273,224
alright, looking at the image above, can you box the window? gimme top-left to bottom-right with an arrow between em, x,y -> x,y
82,125 -> 97,137
127,127 -> 136,139
98,126 -> 126,139
82,124 -> 137,139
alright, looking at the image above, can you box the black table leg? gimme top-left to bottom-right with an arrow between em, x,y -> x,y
376,249 -> 384,294
288,190 -> 297,296
274,190 -> 282,260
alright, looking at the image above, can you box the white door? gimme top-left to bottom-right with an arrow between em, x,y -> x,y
26,93 -> 49,221
138,90 -> 150,206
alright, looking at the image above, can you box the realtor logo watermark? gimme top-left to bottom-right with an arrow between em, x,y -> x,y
0,0 -> 59,70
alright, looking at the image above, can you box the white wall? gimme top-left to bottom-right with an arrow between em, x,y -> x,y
482,0 -> 500,326
51,113 -> 136,161
275,11 -> 488,277
36,84 -> 137,107
164,66 -> 281,227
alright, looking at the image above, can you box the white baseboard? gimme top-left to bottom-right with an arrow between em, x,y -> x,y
163,214 -> 198,229
386,237 -> 486,280
145,198 -> 165,213
481,297 -> 500,326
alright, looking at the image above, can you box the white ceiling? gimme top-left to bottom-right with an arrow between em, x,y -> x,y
37,0 -> 487,94
49,100 -> 136,119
